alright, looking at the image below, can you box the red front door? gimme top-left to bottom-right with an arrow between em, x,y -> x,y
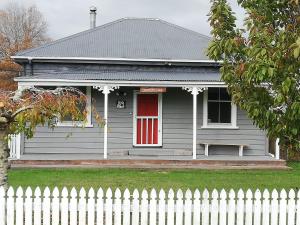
136,94 -> 160,145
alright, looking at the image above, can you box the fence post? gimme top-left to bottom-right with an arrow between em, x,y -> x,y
211,189 -> 219,225
184,189 -> 192,225
105,188 -> 113,225
42,187 -> 51,225
7,187 -> 14,225
159,189 -> 166,225
16,187 -> 24,225
34,187 -> 41,225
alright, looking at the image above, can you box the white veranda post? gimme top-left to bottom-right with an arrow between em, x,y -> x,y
93,85 -> 119,159
182,86 -> 206,159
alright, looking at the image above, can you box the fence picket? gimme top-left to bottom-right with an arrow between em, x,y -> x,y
211,189 -> 219,225
280,189 -> 288,225
96,188 -> 104,225
7,187 -> 14,225
51,188 -> 59,225
70,188 -> 78,225
42,187 -> 50,225
105,188 -> 113,225
33,187 -> 41,225
271,189 -> 279,225
114,189 -> 121,225
236,189 -> 244,225
2,186 -> 300,225
150,189 -> 157,225
254,189 -> 262,225
193,189 -> 201,225
202,189 -> 209,225
141,189 -> 148,225
219,189 -> 227,225
262,189 -> 270,225
16,187 -> 23,225
175,189 -> 183,225
288,189 -> 296,225
159,189 -> 166,225
61,187 -> 68,225
0,187 -> 5,225
123,189 -> 131,225
167,189 -> 175,225
132,189 -> 140,225
184,189 -> 192,225
88,188 -> 96,225
297,190 -> 300,225
228,189 -> 235,225
245,189 -> 253,225
79,188 -> 87,225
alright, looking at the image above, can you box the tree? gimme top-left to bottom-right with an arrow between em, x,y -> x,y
0,87 -> 101,187
0,2 -> 50,90
207,0 -> 300,153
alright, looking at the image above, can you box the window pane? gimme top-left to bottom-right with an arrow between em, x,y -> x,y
208,88 -> 219,100
220,88 -> 231,100
208,102 -> 219,123
220,102 -> 231,123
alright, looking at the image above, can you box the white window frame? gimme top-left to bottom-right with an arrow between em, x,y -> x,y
202,88 -> 238,129
56,86 -> 93,127
133,91 -> 163,147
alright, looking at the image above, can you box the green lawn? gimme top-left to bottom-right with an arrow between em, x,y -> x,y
8,162 -> 300,191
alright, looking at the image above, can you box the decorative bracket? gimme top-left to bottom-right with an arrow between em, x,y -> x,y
182,86 -> 207,95
93,85 -> 119,94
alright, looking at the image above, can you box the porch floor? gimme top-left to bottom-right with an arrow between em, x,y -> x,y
11,154 -> 287,169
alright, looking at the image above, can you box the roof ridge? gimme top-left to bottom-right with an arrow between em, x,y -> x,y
16,18 -> 127,56
157,19 -> 211,41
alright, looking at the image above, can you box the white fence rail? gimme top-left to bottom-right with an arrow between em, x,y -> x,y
0,187 -> 300,225
8,134 -> 21,159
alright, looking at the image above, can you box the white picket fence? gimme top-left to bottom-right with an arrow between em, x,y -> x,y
8,134 -> 21,159
0,187 -> 300,225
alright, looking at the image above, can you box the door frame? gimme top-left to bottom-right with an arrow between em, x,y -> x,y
133,91 -> 163,147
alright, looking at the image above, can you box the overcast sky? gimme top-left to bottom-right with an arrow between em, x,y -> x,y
0,0 -> 245,40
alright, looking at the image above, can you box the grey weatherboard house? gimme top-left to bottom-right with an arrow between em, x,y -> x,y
11,16 -> 279,163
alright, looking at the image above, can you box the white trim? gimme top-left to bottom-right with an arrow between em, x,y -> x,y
275,138 -> 280,160
56,86 -> 93,127
202,88 -> 238,129
11,55 -> 222,64
16,79 -> 226,87
133,91 -> 163,147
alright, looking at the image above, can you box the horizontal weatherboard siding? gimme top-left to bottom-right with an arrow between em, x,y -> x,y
23,87 -> 268,157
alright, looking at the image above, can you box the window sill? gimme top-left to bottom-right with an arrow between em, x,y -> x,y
56,122 -> 94,128
201,125 -> 239,130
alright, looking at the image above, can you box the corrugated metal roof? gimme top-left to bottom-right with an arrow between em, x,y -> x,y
17,67 -> 221,82
16,18 -> 211,60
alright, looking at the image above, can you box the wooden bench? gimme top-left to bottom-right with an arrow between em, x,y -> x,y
199,141 -> 249,157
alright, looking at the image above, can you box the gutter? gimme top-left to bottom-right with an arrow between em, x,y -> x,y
11,56 -> 222,67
